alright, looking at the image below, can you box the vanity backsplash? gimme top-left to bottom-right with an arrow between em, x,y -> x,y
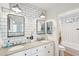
0,3 -> 46,48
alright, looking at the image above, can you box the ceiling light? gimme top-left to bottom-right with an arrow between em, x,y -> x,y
12,4 -> 21,13
40,12 -> 46,19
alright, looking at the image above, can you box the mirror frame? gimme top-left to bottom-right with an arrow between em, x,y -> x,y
36,20 -> 45,35
7,14 -> 25,37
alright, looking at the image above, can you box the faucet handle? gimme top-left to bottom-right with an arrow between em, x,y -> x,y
11,42 -> 14,46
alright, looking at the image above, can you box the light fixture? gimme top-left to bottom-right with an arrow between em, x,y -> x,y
12,3 -> 21,13
40,12 -> 46,19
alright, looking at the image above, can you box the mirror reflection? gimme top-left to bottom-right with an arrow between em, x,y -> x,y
36,20 -> 45,34
47,22 -> 53,34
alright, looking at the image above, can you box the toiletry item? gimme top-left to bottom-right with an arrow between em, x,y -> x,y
7,40 -> 12,47
3,39 -> 12,48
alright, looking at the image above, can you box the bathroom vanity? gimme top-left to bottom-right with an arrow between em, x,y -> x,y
0,40 -> 55,56
0,7 -> 58,56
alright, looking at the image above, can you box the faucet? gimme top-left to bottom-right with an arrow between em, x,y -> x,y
27,32 -> 34,40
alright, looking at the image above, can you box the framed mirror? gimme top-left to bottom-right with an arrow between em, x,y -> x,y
7,14 -> 25,37
47,22 -> 53,34
36,20 -> 45,35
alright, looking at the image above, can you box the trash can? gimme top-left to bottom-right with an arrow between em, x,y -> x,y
59,45 -> 65,56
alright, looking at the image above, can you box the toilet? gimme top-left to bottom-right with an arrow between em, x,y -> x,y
58,45 -> 65,56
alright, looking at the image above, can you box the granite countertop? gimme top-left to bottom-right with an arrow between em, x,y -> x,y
0,40 -> 54,56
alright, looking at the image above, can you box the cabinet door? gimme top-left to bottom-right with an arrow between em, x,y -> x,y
39,43 -> 54,56
9,51 -> 25,56
38,44 -> 49,56
47,43 -> 54,56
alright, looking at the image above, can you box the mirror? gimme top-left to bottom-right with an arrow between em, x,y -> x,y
7,14 -> 25,37
36,20 -> 45,34
47,22 -> 53,34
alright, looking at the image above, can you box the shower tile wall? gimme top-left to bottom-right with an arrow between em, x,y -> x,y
0,3 -> 46,47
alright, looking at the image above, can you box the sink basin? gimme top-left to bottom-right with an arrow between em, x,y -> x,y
8,45 -> 24,52
41,40 -> 49,43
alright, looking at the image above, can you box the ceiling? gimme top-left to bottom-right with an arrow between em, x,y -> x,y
31,3 -> 79,11
31,3 -> 79,19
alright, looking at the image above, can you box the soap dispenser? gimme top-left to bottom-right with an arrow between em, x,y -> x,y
3,39 -> 12,48
7,40 -> 12,47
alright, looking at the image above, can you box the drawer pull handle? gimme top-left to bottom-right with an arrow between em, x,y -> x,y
48,51 -> 50,53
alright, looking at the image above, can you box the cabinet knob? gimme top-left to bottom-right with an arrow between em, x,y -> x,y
25,53 -> 27,56
36,49 -> 38,51
36,55 -> 38,56
48,51 -> 50,53
76,28 -> 79,30
44,46 -> 46,48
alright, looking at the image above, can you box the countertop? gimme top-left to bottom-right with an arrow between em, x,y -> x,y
0,40 -> 54,56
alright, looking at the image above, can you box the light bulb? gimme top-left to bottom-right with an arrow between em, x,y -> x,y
12,7 -> 21,13
40,15 -> 45,18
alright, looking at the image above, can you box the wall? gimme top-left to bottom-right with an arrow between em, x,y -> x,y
0,3 -> 45,48
0,3 -> 9,10
0,3 -> 9,47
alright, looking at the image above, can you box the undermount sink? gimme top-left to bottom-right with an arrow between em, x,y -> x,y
8,45 -> 24,52
40,40 -> 49,43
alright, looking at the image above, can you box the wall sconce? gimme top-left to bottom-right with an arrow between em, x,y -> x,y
40,12 -> 46,19
11,3 -> 22,13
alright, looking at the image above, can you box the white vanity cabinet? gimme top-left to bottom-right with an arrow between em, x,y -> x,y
46,43 -> 54,56
37,43 -> 54,56
9,42 -> 54,56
